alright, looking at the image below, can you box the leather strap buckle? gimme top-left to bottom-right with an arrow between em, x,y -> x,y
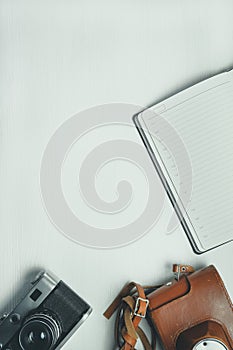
173,264 -> 195,281
134,297 -> 149,318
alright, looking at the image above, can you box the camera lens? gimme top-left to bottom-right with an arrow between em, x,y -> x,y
19,314 -> 61,350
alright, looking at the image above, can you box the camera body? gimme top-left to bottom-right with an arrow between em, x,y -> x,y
0,272 -> 92,350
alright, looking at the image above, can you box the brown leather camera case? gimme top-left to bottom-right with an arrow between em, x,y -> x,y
147,265 -> 233,350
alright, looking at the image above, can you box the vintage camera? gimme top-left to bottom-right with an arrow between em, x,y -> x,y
0,271 -> 92,349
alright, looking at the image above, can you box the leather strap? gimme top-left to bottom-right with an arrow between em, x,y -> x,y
115,295 -> 157,350
104,282 -> 159,350
104,265 -> 195,350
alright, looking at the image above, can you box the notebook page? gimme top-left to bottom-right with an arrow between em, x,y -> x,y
141,71 -> 233,251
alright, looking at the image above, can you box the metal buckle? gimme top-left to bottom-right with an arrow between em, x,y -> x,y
174,264 -> 187,281
134,297 -> 149,318
175,265 -> 181,281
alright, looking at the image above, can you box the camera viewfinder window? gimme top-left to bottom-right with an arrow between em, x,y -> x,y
30,289 -> 42,302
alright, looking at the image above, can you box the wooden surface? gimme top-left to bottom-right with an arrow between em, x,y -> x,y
0,1 -> 233,349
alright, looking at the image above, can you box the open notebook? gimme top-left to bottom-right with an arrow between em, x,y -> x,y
134,69 -> 233,253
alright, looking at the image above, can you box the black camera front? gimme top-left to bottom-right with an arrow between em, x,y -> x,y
0,272 -> 92,350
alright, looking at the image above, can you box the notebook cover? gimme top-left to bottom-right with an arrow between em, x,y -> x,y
134,69 -> 233,253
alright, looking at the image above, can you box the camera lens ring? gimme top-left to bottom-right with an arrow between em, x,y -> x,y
19,313 -> 61,350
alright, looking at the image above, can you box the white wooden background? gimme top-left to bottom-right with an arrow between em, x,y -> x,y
1,1 -> 233,349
